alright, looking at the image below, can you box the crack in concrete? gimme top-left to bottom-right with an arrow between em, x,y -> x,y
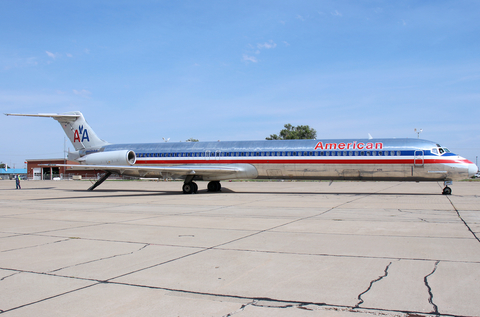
222,300 -> 257,317
49,244 -> 150,274
424,260 -> 439,315
355,261 -> 393,308
0,267 -> 459,317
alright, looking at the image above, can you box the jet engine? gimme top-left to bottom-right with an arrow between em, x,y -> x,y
81,150 -> 136,166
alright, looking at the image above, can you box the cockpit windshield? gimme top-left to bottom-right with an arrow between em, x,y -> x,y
433,147 -> 450,155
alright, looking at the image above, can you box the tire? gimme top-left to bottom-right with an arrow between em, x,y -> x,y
208,181 -> 221,192
442,187 -> 452,195
183,183 -> 194,194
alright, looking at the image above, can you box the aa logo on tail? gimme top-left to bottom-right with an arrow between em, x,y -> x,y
73,125 -> 90,143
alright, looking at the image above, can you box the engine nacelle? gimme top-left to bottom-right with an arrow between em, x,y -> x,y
81,150 -> 136,166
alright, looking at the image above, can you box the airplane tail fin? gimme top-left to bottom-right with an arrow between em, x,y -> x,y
5,111 -> 109,151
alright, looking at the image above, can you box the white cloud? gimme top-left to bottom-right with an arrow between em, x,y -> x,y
45,51 -> 59,59
296,15 -> 305,21
257,40 -> 277,50
73,89 -> 92,97
242,54 -> 257,63
66,53 -> 73,58
331,10 -> 342,17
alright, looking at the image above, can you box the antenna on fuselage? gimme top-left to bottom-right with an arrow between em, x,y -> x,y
414,128 -> 423,139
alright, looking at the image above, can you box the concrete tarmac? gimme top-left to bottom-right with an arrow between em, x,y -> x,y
0,180 -> 479,317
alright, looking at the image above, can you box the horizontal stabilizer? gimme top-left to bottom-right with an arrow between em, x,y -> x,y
5,111 -> 108,151
5,113 -> 80,122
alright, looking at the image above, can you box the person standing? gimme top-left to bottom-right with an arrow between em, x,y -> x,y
15,174 -> 21,189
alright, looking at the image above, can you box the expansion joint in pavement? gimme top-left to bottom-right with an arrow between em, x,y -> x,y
49,243 -> 150,274
446,196 -> 480,243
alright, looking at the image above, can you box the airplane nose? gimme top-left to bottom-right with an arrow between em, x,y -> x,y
468,163 -> 479,178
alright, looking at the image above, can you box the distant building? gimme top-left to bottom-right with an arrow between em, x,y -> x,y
26,159 -> 106,180
0,168 -> 28,180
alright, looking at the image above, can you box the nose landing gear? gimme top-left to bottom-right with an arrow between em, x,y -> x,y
442,180 -> 452,195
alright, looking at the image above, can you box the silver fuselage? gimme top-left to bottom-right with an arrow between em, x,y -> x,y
98,138 -> 477,182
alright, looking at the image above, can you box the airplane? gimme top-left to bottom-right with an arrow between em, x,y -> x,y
5,111 -> 478,195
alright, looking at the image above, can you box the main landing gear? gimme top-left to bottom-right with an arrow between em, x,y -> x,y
442,180 -> 452,195
182,182 -> 198,194
182,179 -> 221,194
207,181 -> 221,192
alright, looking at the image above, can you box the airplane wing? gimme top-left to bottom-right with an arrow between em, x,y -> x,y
42,163 -> 258,180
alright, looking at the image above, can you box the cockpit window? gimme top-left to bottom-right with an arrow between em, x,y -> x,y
431,148 -> 438,154
437,148 -> 450,155
435,144 -> 451,155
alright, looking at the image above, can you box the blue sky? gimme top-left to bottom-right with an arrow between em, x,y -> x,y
1,0 -> 479,168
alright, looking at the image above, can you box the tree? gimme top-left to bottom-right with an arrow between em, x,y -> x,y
186,138 -> 199,142
266,124 -> 317,140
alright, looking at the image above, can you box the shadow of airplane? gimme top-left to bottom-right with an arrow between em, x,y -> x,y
31,186 -> 441,200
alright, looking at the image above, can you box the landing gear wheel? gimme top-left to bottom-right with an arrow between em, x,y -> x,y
192,182 -> 198,193
442,186 -> 452,195
207,181 -> 221,192
182,182 -> 198,194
